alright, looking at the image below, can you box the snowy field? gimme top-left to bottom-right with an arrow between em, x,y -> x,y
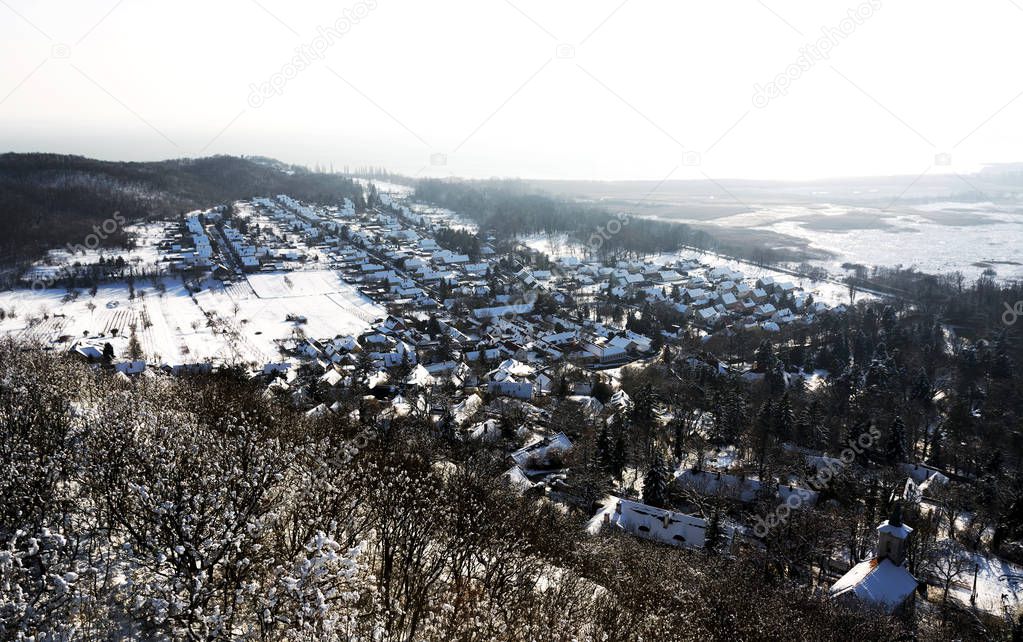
356,178 -> 414,198
0,270 -> 383,367
654,201 -> 1023,283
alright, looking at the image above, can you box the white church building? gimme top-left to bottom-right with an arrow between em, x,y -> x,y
830,503 -> 919,617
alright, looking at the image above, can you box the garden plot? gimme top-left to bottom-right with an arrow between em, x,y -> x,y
0,280 -> 233,365
199,270 -> 382,360
247,270 -> 354,298
0,270 -> 382,367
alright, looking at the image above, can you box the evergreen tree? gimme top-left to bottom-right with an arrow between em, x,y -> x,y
436,409 -> 456,443
395,349 -> 413,385
773,392 -> 795,443
911,368 -> 932,402
853,330 -> 871,365
631,382 -> 655,424
125,332 -> 143,361
881,305 -> 898,335
766,362 -> 786,395
796,404 -> 814,446
754,339 -> 776,373
672,418 -> 687,460
642,451 -> 671,508
610,430 -> 627,482
885,416 -> 908,465
705,507 -> 723,554
992,335 -> 1014,379
753,400 -> 775,476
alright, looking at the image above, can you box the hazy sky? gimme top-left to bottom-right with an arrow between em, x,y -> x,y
2,1 -> 1022,181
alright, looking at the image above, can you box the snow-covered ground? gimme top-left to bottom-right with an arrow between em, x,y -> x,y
652,201 -> 1023,283
0,269 -> 382,368
948,546 -> 1023,617
355,177 -> 414,198
23,222 -> 171,284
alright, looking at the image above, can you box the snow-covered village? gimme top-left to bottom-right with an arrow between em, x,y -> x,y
4,2 -> 1023,638
3,164 -> 1023,640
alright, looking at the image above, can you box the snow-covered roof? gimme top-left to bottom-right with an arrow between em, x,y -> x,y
567,395 -> 604,417
452,393 -> 483,425
75,345 -> 103,360
587,496 -> 721,550
830,558 -> 917,614
676,469 -> 761,502
502,465 -> 537,493
406,364 -> 434,386
114,360 -> 146,375
608,389 -> 632,411
319,369 -> 344,387
468,418 -> 501,441
305,403 -> 331,418
877,520 -> 913,540
511,432 -> 572,468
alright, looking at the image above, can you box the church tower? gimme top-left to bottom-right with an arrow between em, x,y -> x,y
876,501 -> 913,566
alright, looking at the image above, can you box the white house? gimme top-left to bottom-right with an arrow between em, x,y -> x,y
511,432 -> 572,469
587,497 -> 735,551
830,505 -> 917,616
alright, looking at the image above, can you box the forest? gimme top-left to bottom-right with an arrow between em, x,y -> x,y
412,178 -> 801,265
0,341 -> 908,641
413,179 -> 718,259
0,154 -> 366,263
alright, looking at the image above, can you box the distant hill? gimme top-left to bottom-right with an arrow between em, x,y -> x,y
0,154 -> 366,262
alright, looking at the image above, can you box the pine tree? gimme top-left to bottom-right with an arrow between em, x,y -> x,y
708,389 -> 731,446
395,349 -> 413,385
911,368 -> 931,402
436,409 -> 456,443
642,451 -> 671,508
631,382 -> 655,424
610,427 -> 627,482
125,333 -> 143,361
753,400 -> 775,477
755,340 -> 776,373
796,405 -> 814,446
672,418 -> 687,460
705,507 -> 722,554
773,392 -> 795,443
992,335 -> 1014,379
766,363 -> 786,395
885,416 -> 908,465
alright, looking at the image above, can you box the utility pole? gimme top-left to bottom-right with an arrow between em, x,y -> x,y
971,562 -> 978,604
